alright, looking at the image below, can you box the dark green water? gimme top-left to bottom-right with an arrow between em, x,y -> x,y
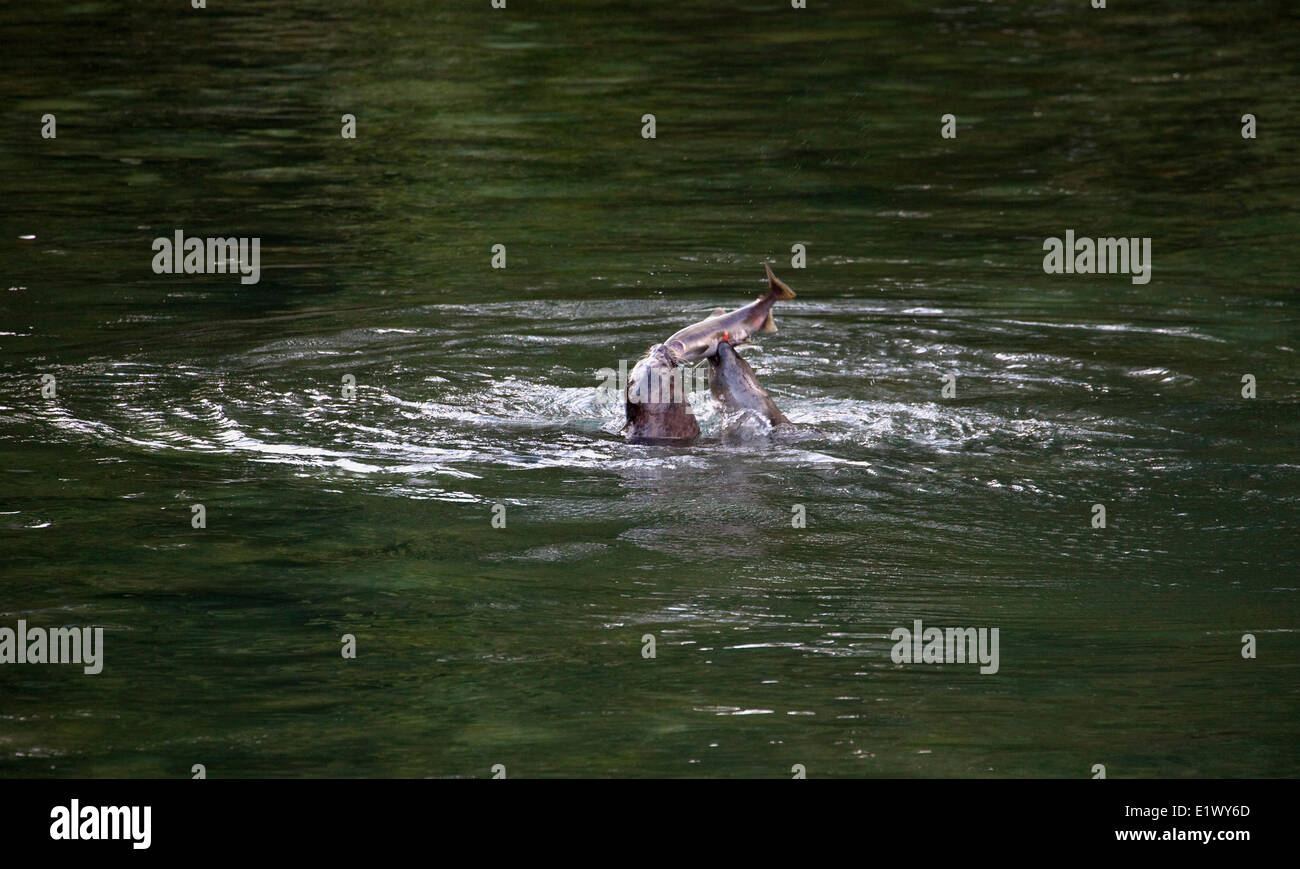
1,0 -> 1297,777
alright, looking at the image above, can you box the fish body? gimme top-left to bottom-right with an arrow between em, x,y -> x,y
708,341 -> 790,426
662,264 -> 796,365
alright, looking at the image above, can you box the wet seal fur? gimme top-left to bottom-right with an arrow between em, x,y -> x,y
708,341 -> 790,427
621,343 -> 700,444
621,265 -> 799,444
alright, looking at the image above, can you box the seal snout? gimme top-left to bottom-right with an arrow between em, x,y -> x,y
710,339 -> 739,369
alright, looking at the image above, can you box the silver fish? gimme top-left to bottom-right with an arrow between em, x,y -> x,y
662,264 -> 797,365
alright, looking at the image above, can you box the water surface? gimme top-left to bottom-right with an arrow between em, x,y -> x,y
1,0 -> 1297,777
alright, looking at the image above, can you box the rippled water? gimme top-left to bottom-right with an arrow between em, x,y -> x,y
1,0 -> 1297,777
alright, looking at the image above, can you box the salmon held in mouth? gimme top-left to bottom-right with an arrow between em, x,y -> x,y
621,265 -> 798,444
662,263 -> 797,365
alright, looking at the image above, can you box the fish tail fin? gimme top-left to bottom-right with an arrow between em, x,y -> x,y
764,263 -> 797,300
759,310 -> 778,333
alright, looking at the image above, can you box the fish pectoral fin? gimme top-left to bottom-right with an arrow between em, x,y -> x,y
759,310 -> 778,333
